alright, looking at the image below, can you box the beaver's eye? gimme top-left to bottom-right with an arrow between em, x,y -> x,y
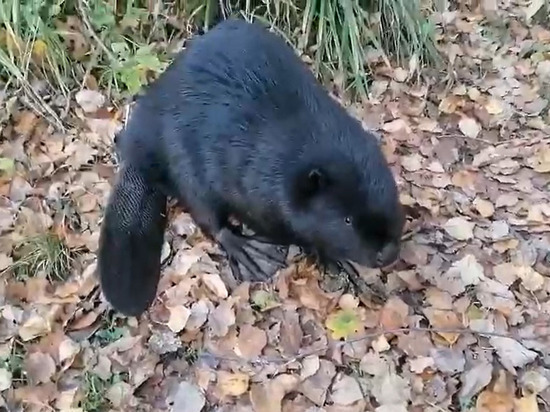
345,217 -> 352,225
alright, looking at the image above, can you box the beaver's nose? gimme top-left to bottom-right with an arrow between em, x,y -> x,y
376,241 -> 400,267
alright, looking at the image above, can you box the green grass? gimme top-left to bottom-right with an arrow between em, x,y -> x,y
80,371 -> 129,411
1,0 -> 440,119
0,340 -> 26,385
6,232 -> 75,282
81,372 -> 108,411
183,0 -> 441,98
92,312 -> 126,346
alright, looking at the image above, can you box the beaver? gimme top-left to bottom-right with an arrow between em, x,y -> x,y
97,17 -> 405,317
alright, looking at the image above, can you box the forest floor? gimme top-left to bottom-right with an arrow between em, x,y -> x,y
0,2 -> 550,411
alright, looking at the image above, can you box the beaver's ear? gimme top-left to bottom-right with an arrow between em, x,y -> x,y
290,167 -> 330,206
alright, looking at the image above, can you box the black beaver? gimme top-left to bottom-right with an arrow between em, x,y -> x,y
97,17 -> 405,316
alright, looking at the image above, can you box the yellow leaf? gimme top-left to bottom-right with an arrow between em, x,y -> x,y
216,371 -> 249,397
515,394 -> 539,412
32,39 -> 48,60
529,146 -> 550,173
326,309 -> 361,340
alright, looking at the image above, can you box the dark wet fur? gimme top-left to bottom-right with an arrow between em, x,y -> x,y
97,17 -> 404,316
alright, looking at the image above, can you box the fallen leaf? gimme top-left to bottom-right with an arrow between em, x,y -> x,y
75,89 -> 105,113
523,0 -> 546,20
300,355 -> 320,380
409,356 -> 435,374
473,197 -> 495,217
326,309 -> 361,340
431,348 -> 465,374
379,297 -> 409,330
106,381 -> 133,408
528,146 -> 550,173
520,370 -> 550,394
216,371 -> 249,397
401,154 -> 423,172
167,305 -> 191,333
476,389 -> 514,412
515,394 -> 539,412
455,254 -> 485,286
485,97 -> 504,115
517,266 -> 544,292
185,300 -> 210,331
58,337 -> 80,364
250,374 -> 298,412
459,362 -> 493,401
299,360 -> 336,405
444,217 -> 475,240
372,334 -> 391,352
24,352 -> 56,384
489,337 -> 538,370
19,314 -> 51,341
0,253 -> 12,271
459,116 -> 481,138
208,300 -> 235,337
171,381 -> 205,412
202,273 -> 228,299
0,368 -> 12,391
235,324 -> 267,359
330,374 -> 363,405
496,193 -> 519,208
424,308 -> 463,345
371,371 -> 410,406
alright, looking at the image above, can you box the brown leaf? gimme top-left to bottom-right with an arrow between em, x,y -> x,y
250,374 -> 299,412
24,352 -> 56,384
476,389 -> 514,412
14,111 -> 39,136
423,308 -> 463,345
19,313 -> 52,341
208,300 -> 235,337
379,297 -> 410,330
299,359 -> 336,405
280,307 -> 303,355
235,324 -> 267,359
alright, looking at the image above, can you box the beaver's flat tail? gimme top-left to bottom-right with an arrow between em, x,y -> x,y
97,164 -> 167,316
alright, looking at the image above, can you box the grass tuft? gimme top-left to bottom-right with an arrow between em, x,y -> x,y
81,372 -> 108,411
7,232 -> 74,282
1,0 -> 440,111
182,0 -> 441,98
